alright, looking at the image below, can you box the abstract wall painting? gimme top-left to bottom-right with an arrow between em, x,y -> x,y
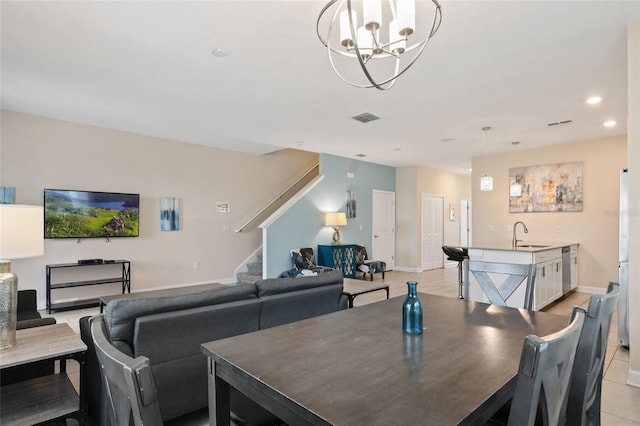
160,197 -> 180,231
0,187 -> 15,204
509,161 -> 583,213
346,191 -> 356,218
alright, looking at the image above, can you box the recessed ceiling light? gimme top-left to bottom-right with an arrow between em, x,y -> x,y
441,138 -> 454,144
586,96 -> 602,105
603,120 -> 617,128
211,48 -> 228,57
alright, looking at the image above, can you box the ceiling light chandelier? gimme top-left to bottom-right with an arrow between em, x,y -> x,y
316,0 -> 442,90
480,126 -> 493,192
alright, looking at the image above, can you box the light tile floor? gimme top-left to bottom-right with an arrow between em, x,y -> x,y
46,267 -> 640,425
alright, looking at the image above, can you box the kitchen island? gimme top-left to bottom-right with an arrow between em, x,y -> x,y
465,243 -> 579,310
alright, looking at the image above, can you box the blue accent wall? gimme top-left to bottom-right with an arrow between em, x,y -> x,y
265,154 -> 395,277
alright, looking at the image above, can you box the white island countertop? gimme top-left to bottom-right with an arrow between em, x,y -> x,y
464,242 -> 579,253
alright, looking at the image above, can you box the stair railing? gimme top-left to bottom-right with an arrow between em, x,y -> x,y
235,162 -> 319,233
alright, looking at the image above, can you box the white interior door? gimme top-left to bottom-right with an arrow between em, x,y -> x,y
421,194 -> 444,270
372,190 -> 395,269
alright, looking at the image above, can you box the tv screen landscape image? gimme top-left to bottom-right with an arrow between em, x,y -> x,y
44,189 -> 140,239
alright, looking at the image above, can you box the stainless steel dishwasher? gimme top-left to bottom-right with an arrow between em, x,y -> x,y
562,246 -> 571,294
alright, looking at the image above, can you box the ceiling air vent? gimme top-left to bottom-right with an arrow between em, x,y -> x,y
547,120 -> 573,127
352,112 -> 380,123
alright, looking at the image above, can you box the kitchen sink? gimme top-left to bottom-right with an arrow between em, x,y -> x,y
517,244 -> 551,248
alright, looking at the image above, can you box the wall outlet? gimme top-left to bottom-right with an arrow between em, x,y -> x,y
506,225 -> 511,233
489,225 -> 495,232
359,224 -> 363,231
193,261 -> 200,269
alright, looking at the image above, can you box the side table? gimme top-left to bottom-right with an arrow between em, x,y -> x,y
0,323 -> 87,425
318,244 -> 358,278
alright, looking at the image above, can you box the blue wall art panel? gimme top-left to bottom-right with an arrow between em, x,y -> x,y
160,197 -> 180,231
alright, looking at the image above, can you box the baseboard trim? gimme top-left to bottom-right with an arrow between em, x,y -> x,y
575,285 -> 606,294
393,266 -> 422,273
628,369 -> 640,388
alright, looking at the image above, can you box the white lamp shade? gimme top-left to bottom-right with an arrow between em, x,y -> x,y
325,212 -> 348,227
339,9 -> 357,47
363,0 -> 381,30
0,205 -> 44,259
396,0 -> 415,36
480,175 -> 494,192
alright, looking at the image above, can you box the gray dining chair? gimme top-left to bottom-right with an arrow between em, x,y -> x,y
90,315 -> 164,426
566,282 -> 620,426
508,308 -> 586,425
463,259 -> 536,310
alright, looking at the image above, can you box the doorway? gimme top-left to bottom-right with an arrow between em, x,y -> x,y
372,190 -> 395,270
421,194 -> 444,270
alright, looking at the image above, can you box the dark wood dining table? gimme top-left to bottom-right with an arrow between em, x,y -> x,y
201,294 -> 569,425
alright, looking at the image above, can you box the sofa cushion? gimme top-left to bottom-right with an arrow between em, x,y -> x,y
104,283 -> 257,355
259,284 -> 345,329
255,268 -> 344,297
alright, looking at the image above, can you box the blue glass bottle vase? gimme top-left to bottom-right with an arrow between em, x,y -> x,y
402,281 -> 423,334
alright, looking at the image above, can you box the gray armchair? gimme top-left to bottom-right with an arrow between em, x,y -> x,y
355,245 -> 386,280
291,248 -> 333,275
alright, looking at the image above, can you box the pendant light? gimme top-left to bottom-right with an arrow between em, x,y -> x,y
509,141 -> 522,197
480,126 -> 493,191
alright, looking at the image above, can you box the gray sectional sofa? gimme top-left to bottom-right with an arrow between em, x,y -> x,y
80,269 -> 346,424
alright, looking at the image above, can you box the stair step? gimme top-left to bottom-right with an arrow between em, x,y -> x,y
236,272 -> 262,285
246,262 -> 263,274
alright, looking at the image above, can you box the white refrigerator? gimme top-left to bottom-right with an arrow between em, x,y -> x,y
619,169 -> 630,347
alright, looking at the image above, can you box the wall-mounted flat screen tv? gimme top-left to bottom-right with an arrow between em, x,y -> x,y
44,189 -> 140,239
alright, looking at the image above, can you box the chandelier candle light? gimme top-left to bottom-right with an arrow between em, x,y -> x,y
325,212 -> 348,245
0,205 -> 44,349
480,126 -> 494,192
317,0 -> 442,90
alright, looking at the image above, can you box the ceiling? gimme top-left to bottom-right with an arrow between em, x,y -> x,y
2,1 -> 638,176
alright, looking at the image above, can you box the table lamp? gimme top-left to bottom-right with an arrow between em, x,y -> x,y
325,212 -> 347,245
0,205 -> 44,349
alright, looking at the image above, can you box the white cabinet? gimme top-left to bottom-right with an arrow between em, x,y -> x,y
570,245 -> 578,290
533,249 -> 562,310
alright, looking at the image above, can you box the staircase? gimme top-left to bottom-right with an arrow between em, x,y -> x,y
236,252 -> 263,285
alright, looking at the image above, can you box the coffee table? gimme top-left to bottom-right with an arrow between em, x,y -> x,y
342,279 -> 389,308
202,294 -> 569,425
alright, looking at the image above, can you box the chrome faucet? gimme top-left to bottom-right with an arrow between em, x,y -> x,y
512,221 -> 529,248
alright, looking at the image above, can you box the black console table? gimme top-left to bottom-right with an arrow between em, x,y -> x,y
317,244 -> 358,278
46,260 -> 131,313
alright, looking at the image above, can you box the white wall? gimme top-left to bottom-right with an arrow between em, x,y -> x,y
0,110 -> 318,308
